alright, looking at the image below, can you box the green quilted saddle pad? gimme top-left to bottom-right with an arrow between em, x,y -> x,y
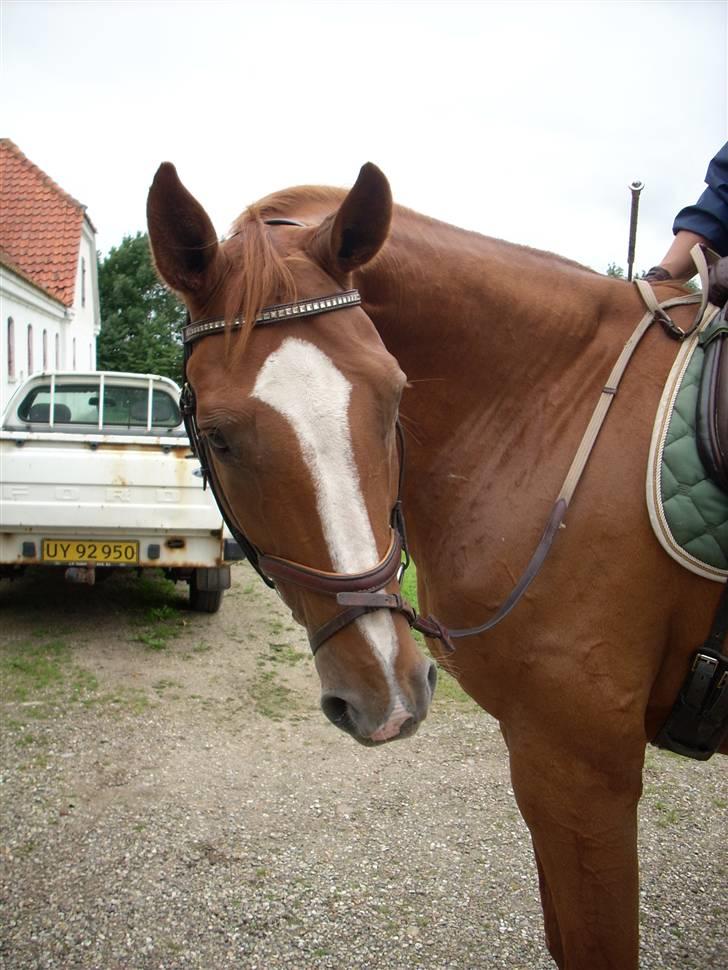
660,343 -> 728,572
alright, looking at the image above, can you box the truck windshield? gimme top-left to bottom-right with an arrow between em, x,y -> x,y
17,383 -> 181,430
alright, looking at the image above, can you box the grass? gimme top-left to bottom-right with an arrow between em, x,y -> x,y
0,614 -> 156,724
248,668 -> 304,721
652,800 -> 681,828
1,635 -> 81,701
0,632 -> 100,724
89,686 -> 149,713
134,600 -> 186,651
5,639 -> 68,696
248,633 -> 310,721
399,566 -> 419,625
266,642 -> 305,667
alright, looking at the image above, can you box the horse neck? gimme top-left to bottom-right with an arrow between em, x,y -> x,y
357,211 -> 618,400
352,212 -> 652,517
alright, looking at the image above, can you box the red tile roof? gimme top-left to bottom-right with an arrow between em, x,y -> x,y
0,249 -> 61,304
0,139 -> 89,308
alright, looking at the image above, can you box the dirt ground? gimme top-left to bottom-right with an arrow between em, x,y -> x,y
0,563 -> 725,970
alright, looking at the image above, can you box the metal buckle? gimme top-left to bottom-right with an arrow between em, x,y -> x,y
179,382 -> 195,416
656,307 -> 685,341
692,652 -> 719,673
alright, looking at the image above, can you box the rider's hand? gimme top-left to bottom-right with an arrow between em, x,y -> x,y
644,266 -> 673,283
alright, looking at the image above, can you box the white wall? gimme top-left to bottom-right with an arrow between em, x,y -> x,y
72,219 -> 101,370
1,268 -> 66,415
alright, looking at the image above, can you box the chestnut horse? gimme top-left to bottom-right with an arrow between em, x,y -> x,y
147,162 -> 724,970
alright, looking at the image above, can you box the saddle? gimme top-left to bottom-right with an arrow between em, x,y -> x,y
696,305 -> 728,492
653,264 -> 728,760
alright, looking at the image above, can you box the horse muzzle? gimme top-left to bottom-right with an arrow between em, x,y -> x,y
320,658 -> 437,745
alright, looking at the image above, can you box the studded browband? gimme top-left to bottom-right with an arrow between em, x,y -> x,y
182,290 -> 362,345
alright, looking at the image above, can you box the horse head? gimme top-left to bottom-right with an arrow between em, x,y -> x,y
147,162 -> 437,745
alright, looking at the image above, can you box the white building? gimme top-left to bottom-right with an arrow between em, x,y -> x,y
0,139 -> 100,414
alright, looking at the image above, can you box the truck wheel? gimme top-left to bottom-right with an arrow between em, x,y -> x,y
188,571 -> 224,613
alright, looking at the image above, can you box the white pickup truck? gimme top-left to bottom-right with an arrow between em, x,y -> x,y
0,371 -> 242,611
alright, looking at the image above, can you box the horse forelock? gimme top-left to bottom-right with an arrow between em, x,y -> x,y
219,208 -> 296,356
220,186 -> 352,358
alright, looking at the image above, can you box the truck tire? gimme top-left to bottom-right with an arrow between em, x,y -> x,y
188,571 -> 224,613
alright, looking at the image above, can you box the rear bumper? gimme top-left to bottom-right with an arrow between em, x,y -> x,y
0,529 -> 233,570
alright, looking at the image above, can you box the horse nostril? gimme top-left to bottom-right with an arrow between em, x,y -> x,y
427,660 -> 438,697
321,693 -> 355,732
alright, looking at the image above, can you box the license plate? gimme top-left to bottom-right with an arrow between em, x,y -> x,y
41,539 -> 139,565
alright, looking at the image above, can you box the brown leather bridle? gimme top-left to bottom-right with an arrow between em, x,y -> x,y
180,281 -> 455,655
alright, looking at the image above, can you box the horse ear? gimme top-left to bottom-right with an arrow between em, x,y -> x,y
311,163 -> 392,275
146,163 -> 221,297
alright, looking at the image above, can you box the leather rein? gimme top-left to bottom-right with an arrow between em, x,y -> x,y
180,232 -> 712,660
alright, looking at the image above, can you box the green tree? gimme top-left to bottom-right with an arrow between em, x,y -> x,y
97,232 -> 185,383
606,262 -> 626,279
606,263 -> 647,279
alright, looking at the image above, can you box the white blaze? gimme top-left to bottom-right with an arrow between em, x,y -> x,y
252,337 -> 400,670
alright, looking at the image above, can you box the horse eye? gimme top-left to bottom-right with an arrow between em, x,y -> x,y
204,427 -> 230,455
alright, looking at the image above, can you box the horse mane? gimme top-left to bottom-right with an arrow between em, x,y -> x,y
221,183 -> 601,357
385,202 -> 600,277
249,184 -> 345,221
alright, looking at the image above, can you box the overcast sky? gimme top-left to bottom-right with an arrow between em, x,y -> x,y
3,0 -> 727,274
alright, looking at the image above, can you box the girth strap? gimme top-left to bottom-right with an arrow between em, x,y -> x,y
654,580 -> 728,760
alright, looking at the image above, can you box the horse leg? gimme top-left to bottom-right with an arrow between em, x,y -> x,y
500,723 -> 566,964
532,844 -> 565,967
507,735 -> 643,970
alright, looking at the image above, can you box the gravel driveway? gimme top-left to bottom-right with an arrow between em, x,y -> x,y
1,563 -> 725,970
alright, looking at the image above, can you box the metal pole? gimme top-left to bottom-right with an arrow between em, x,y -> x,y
626,180 -> 644,282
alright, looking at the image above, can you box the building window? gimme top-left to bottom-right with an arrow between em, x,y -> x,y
42,329 -> 48,370
81,257 -> 86,308
55,333 -> 60,369
7,317 -> 14,379
27,324 -> 33,374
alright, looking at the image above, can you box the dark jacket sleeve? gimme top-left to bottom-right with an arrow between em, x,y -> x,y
673,141 -> 728,256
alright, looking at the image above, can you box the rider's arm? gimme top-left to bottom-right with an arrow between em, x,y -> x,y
648,142 -> 728,281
